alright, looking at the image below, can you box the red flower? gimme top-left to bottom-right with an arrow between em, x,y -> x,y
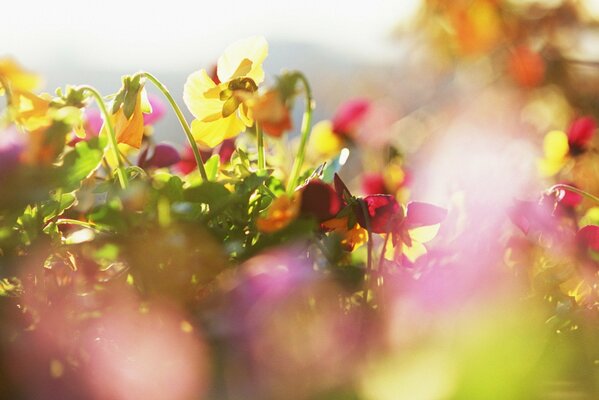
567,116 -> 596,155
332,98 -> 370,137
577,225 -> 599,252
299,179 -> 342,222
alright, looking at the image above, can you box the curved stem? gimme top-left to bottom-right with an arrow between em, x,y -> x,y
256,122 -> 265,171
78,85 -> 128,189
286,72 -> 314,193
548,184 -> 599,205
138,71 -> 208,181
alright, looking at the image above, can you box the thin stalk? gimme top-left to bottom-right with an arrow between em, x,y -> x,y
137,71 -> 208,181
256,122 -> 265,171
286,72 -> 314,193
548,184 -> 599,205
78,85 -> 128,189
358,199 -> 374,305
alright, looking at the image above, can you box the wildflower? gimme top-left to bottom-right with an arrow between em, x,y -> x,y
308,98 -> 370,158
257,195 -> 300,233
538,116 -> 596,176
111,79 -> 146,149
143,93 -> 166,125
388,202 -> 447,264
321,216 -> 366,250
334,174 -> 445,262
251,89 -> 292,137
138,143 -> 181,169
183,36 -> 268,148
0,58 -> 41,94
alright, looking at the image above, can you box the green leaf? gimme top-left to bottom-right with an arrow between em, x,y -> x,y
40,192 -> 76,222
205,154 -> 220,181
59,133 -> 107,192
184,182 -> 231,209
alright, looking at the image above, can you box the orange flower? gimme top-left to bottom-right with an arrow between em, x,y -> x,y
257,195 -> 301,233
113,89 -> 144,148
251,90 -> 292,137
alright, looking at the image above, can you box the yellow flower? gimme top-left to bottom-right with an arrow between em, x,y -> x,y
10,90 -> 52,130
321,216 -> 367,250
113,89 -> 145,148
538,130 -> 569,177
308,120 -> 343,159
183,36 -> 268,148
0,58 -> 41,94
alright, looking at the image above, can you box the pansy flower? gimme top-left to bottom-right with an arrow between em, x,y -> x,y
111,76 -> 148,149
308,98 -> 370,158
138,142 -> 181,170
256,195 -> 301,233
183,36 -> 268,148
538,116 -> 596,176
250,89 -> 292,137
0,58 -> 41,94
333,174 -> 446,262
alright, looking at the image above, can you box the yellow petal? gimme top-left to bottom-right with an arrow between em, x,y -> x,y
0,58 -> 41,93
543,130 -> 569,161
114,91 -> 145,148
408,224 -> 440,244
309,120 -> 343,158
537,157 -> 566,177
12,90 -> 52,130
217,36 -> 268,84
402,241 -> 427,263
191,113 -> 246,148
183,69 -> 224,121
256,195 -> 300,233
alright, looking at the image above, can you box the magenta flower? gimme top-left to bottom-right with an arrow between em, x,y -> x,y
567,116 -> 596,155
142,93 -> 167,125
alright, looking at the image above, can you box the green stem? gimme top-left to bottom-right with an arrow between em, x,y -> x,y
548,184 -> 599,205
286,72 -> 314,193
138,71 -> 208,181
358,199 -> 374,305
256,122 -> 265,171
78,85 -> 128,190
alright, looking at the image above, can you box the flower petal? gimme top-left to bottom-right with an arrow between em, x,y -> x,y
543,130 -> 569,161
567,116 -> 596,153
408,224 -> 440,244
217,36 -> 268,84
577,225 -> 599,251
405,202 -> 447,228
183,69 -> 224,121
332,98 -> 370,136
191,113 -> 246,148
309,120 -> 343,158
300,179 -> 342,222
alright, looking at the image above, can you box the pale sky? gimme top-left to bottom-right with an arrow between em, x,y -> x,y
2,0 -> 422,71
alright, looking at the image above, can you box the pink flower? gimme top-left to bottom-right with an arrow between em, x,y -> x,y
331,98 -> 370,137
567,116 -> 596,155
143,93 -> 167,125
